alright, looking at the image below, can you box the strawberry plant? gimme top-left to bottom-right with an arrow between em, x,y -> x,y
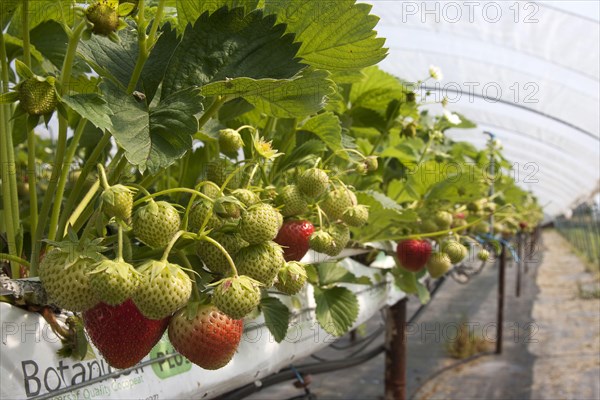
0,0 -> 542,376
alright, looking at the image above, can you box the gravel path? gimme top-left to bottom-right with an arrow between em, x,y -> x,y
239,230 -> 600,400
528,230 -> 600,400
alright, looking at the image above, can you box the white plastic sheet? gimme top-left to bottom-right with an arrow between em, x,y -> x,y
367,0 -> 600,215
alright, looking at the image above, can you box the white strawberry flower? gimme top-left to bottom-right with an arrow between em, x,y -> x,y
429,65 -> 443,81
443,109 -> 461,125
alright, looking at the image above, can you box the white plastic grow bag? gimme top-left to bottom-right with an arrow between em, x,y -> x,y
0,255 -> 403,400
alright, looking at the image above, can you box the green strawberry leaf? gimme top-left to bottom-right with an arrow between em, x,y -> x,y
304,264 -> 319,285
102,82 -> 202,173
79,25 -> 139,90
390,267 -> 418,294
314,286 -> 359,337
354,191 -> 419,242
139,23 -> 179,103
61,94 -> 113,132
349,66 -> 407,113
30,20 -> 90,75
176,0 -> 260,31
264,0 -> 387,71
162,7 -> 304,99
260,296 -> 290,343
316,262 -> 371,286
416,281 -> 431,304
298,112 -> 345,156
201,69 -> 334,118
6,0 -> 74,35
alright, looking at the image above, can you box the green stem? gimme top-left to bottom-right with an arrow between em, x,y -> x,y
133,188 -> 213,207
56,132 -> 111,237
1,32 -> 20,276
160,230 -> 186,262
146,0 -> 166,50
198,96 -> 227,129
27,129 -> 38,243
0,253 -> 31,269
0,106 -> 18,276
63,180 -> 100,237
22,0 -> 31,67
244,164 -> 259,188
98,163 -> 110,190
59,20 -> 86,92
48,118 -> 88,241
117,225 -> 124,261
127,0 -> 147,94
107,149 -> 127,181
201,235 -> 238,277
31,21 -> 87,274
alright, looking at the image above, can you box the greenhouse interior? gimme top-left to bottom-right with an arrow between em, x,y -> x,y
0,1 -> 599,399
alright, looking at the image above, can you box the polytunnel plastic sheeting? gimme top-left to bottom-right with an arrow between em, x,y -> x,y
367,0 -> 600,216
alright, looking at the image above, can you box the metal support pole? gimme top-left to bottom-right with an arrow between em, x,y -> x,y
524,233 -> 530,275
496,243 -> 506,354
516,233 -> 522,297
385,298 -> 408,400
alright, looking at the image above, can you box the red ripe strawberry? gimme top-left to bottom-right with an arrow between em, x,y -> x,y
83,299 -> 169,369
168,305 -> 243,370
396,239 -> 432,272
519,221 -> 528,230
274,220 -> 315,261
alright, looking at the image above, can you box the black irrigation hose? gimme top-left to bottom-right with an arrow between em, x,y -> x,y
221,345 -> 387,400
224,276 -> 450,399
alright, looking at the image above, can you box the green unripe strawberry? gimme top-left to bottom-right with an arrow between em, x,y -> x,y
473,221 -> 490,235
189,200 -> 223,233
18,77 -> 57,116
365,156 -> 378,171
196,233 -> 248,275
356,162 -> 368,175
39,248 -> 102,312
89,259 -> 139,305
133,260 -> 192,319
86,0 -> 119,36
213,275 -> 261,319
275,261 -> 307,295
426,252 -> 452,278
434,211 -> 453,229
421,219 -> 439,233
477,249 -> 490,261
207,158 -> 239,189
200,183 -> 221,199
101,184 -> 134,223
326,223 -> 350,256
277,185 -> 308,217
342,205 -> 369,227
321,187 -> 357,221
297,168 -> 329,198
213,196 -> 242,222
401,122 -> 417,138
239,203 -> 283,244
452,218 -> 468,229
441,241 -> 468,264
309,230 -> 336,255
235,241 -> 284,286
218,129 -> 244,154
133,200 -> 180,248
232,189 -> 260,207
